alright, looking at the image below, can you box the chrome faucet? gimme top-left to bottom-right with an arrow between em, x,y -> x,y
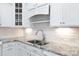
35,29 -> 45,42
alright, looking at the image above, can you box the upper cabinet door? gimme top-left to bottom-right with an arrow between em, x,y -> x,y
0,3 -> 15,27
50,3 -> 63,27
22,3 -> 31,27
50,3 -> 79,27
62,3 -> 79,27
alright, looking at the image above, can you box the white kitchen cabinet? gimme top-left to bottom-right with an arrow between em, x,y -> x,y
0,3 -> 31,27
62,3 -> 79,27
0,3 -> 15,27
22,3 -> 31,27
50,3 -> 79,27
50,3 -> 63,27
0,3 -> 50,28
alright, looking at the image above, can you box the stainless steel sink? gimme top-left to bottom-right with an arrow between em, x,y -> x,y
28,40 -> 48,46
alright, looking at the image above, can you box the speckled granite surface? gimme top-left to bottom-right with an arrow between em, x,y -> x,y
43,41 -> 79,56
19,38 -> 79,56
0,38 -> 60,56
1,37 -> 79,56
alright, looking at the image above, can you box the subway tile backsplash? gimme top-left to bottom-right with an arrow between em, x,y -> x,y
0,28 -> 25,39
30,28 -> 79,46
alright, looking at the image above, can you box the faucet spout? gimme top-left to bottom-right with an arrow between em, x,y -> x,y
35,29 -> 45,42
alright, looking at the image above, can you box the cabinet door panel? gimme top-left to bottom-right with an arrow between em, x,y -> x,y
50,4 -> 63,27
62,3 -> 79,27
50,3 -> 79,27
0,4 -> 15,27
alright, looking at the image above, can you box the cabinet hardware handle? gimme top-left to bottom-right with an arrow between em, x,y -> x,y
60,22 -> 65,24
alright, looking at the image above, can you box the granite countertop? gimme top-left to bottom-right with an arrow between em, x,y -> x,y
1,37 -> 79,56
43,41 -> 79,56
0,37 -> 61,56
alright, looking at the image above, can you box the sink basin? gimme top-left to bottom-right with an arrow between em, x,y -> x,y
28,40 -> 48,46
